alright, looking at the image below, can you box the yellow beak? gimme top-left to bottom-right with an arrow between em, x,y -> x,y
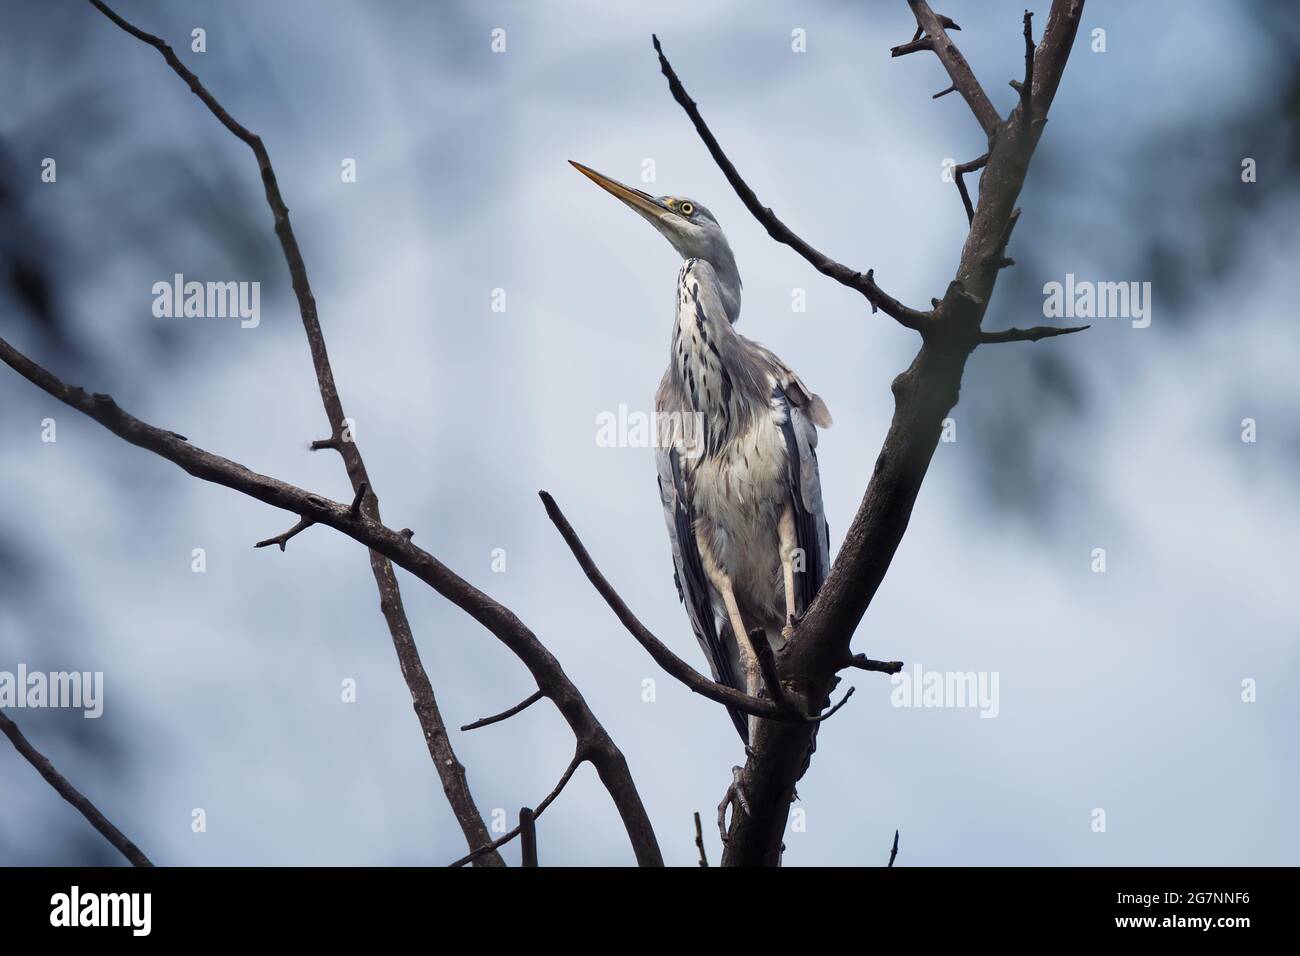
569,160 -> 670,221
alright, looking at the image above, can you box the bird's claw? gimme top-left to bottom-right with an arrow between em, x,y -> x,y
782,612 -> 803,642
716,765 -> 752,844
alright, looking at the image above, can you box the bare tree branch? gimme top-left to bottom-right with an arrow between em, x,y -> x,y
848,654 -> 905,674
460,690 -> 544,732
519,808 -> 538,867
694,811 -> 709,867
0,332 -> 664,866
539,491 -> 800,722
889,36 -> 935,57
1032,0 -> 1087,118
954,154 -> 988,225
904,1 -> 1001,136
253,516 -> 315,552
84,0 -> 508,866
1,711 -> 153,867
979,323 -> 1090,344
1016,10 -> 1036,123
811,686 -> 856,722
889,829 -> 900,867
652,35 -> 930,332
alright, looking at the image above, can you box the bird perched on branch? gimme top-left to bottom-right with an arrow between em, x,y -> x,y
571,161 -> 832,743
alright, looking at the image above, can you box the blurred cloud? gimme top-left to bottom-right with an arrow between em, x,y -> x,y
0,0 -> 1295,866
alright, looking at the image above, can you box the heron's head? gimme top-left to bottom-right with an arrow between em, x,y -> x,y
569,161 -> 734,269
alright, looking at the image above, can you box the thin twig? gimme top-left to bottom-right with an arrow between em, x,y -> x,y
651,35 -> 930,331
694,811 -> 709,867
461,690 -> 545,732
253,516 -> 316,551
349,481 -> 368,518
847,654 -> 905,675
540,491 -> 795,721
889,829 -> 900,867
1019,10 -> 1036,122
810,685 -> 856,722
448,754 -> 584,867
889,36 -> 934,57
954,154 -> 988,225
1,711 -> 153,867
978,324 -> 1090,344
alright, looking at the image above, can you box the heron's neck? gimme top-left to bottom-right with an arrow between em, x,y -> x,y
704,246 -> 742,323
671,258 -> 752,456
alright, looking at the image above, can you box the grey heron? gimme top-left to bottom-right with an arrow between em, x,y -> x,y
571,161 -> 832,743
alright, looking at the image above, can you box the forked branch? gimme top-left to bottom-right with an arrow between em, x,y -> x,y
87,0 -> 506,866
0,330 -> 664,866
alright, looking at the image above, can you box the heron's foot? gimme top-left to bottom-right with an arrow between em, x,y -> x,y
716,765 -> 752,844
781,612 -> 804,642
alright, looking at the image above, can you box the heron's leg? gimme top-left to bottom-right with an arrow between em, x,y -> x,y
778,504 -> 799,641
700,545 -> 762,738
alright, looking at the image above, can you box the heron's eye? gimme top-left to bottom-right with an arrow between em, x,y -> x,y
679,201 -> 695,216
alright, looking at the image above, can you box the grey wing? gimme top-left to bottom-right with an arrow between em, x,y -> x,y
774,387 -> 831,613
655,443 -> 749,742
